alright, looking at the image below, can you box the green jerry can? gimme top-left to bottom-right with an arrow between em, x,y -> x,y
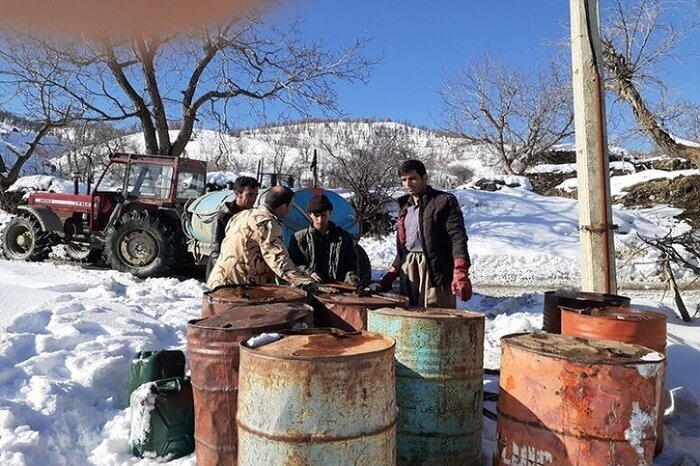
130,376 -> 195,459
128,350 -> 186,396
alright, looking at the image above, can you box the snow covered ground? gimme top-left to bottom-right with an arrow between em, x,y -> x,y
1,183 -> 699,465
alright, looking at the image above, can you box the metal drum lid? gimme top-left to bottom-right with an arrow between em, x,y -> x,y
250,330 -> 395,359
189,303 -> 313,331
205,284 -> 307,305
371,307 -> 484,321
502,332 -> 665,365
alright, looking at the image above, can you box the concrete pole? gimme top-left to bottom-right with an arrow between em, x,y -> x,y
570,0 -> 618,294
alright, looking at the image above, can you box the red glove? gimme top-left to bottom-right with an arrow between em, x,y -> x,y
451,258 -> 472,301
379,267 -> 400,292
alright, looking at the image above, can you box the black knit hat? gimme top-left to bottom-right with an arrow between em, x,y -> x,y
307,193 -> 333,214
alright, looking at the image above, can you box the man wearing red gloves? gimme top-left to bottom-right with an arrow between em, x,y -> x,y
376,159 -> 472,307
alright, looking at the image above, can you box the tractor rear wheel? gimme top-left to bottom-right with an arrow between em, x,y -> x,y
105,210 -> 180,278
2,213 -> 55,261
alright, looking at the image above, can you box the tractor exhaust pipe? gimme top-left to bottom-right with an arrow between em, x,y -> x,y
72,171 -> 81,195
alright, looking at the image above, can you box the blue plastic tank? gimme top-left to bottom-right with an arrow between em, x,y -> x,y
257,188 -> 360,245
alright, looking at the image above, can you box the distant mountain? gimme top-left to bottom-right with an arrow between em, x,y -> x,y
7,118 -> 609,187
69,119 -> 502,187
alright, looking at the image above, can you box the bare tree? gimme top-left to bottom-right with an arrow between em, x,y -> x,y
0,49 -> 80,192
322,124 -> 414,237
440,56 -> 574,175
601,0 -> 700,166
0,8 -> 375,158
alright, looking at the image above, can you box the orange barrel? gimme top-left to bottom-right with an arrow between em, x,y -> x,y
496,332 -> 665,466
561,306 -> 668,456
542,290 -> 630,334
237,330 -> 397,465
187,303 -> 314,466
201,284 -> 307,317
312,292 -> 409,331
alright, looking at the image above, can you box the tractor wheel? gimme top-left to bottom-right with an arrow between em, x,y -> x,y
65,241 -> 101,263
105,210 -> 180,278
2,213 -> 55,261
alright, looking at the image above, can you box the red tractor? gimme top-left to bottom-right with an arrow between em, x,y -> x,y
2,153 -> 208,277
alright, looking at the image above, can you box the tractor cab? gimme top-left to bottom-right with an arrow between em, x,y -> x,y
91,153 -> 207,229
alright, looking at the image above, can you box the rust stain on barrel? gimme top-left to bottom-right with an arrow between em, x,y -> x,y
542,291 -> 630,334
201,284 -> 307,317
187,302 -> 313,466
237,331 -> 397,465
561,306 -> 668,456
313,292 -> 409,331
496,332 -> 664,466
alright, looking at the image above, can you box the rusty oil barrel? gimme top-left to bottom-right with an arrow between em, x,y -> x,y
201,284 -> 307,317
496,332 -> 665,466
561,306 -> 668,456
237,329 -> 397,465
187,302 -> 314,466
542,290 -> 630,334
368,307 -> 485,466
312,292 -> 409,331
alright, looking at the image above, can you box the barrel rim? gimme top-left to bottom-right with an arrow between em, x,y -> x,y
502,332 -> 666,365
204,283 -> 307,299
370,307 -> 485,321
315,292 -> 409,306
545,289 -> 632,302
239,331 -> 396,361
560,306 -> 668,323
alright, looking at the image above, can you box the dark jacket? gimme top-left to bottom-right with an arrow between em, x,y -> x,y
206,201 -> 244,280
212,201 -> 243,255
288,222 -> 359,283
392,186 -> 470,287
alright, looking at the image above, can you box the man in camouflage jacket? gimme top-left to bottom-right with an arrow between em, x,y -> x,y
206,186 -> 318,290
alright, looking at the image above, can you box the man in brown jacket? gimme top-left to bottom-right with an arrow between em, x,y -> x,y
207,186 -> 324,291
375,159 -> 472,308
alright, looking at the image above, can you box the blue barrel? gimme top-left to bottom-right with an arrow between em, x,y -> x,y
257,188 -> 360,244
368,308 -> 485,466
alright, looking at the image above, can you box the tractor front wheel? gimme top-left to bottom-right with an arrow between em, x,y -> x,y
2,213 -> 55,261
105,210 -> 180,278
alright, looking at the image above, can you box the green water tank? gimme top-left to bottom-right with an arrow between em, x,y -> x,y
130,376 -> 195,459
128,350 -> 186,396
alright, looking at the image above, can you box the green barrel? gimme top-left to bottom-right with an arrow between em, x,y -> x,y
128,350 -> 186,396
368,308 -> 485,466
130,376 -> 195,459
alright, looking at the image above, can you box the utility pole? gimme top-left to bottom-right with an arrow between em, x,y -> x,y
570,0 -> 617,294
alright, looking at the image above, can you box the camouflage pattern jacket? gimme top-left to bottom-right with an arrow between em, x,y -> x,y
206,206 -> 315,290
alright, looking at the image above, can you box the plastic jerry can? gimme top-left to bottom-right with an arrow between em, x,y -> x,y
130,376 -> 195,459
128,350 -> 186,396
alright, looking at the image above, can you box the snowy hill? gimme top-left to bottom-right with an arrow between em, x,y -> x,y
39,120 -> 502,187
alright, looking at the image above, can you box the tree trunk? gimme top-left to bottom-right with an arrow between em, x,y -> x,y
603,42 -> 700,167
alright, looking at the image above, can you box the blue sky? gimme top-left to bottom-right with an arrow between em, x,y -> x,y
246,0 -> 700,137
265,0 -> 571,128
